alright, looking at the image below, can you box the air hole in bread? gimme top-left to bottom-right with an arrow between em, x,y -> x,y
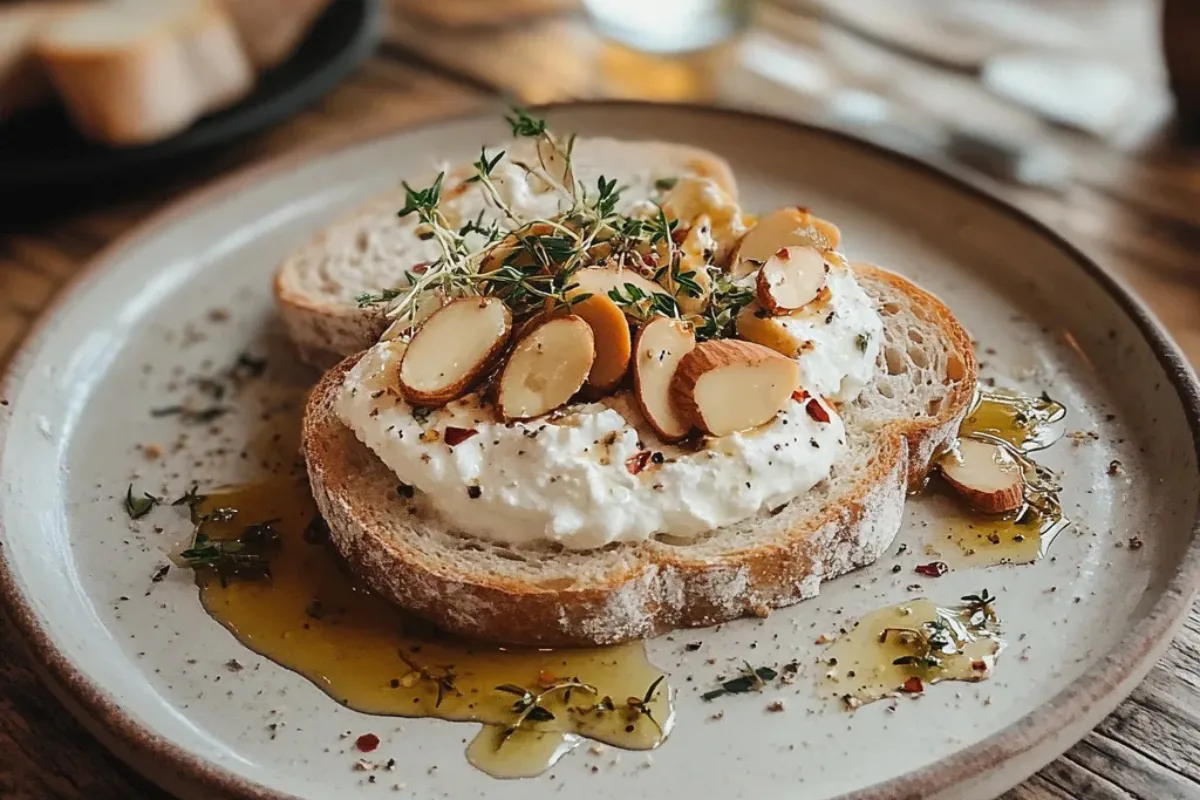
539,577 -> 578,590
881,301 -> 902,315
907,328 -> 924,344
945,355 -> 966,382
492,549 -> 531,563
653,533 -> 694,546
927,397 -> 943,416
907,346 -> 930,369
884,347 -> 908,375
876,382 -> 895,399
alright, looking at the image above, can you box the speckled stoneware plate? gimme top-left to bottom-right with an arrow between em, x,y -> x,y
2,103 -> 1198,800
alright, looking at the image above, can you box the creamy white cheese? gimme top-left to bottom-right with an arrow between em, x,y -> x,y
337,342 -> 847,550
782,266 -> 884,402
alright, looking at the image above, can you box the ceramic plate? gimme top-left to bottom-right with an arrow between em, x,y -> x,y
2,103 -> 1198,800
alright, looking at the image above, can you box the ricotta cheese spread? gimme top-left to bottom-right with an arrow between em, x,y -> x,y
783,266 -> 883,402
338,341 -> 847,550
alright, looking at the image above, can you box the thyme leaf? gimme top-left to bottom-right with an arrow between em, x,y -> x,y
124,485 -> 159,520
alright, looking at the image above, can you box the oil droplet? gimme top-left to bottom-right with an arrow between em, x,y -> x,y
466,728 -> 583,779
819,597 -> 1003,707
187,477 -> 672,778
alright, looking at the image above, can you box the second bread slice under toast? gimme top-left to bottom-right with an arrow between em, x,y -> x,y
302,263 -> 976,647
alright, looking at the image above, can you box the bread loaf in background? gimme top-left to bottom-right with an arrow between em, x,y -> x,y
36,0 -> 255,145
216,0 -> 334,69
0,2 -> 80,122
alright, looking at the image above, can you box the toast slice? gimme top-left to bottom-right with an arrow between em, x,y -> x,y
37,0 -> 254,146
215,0 -> 333,69
302,263 -> 976,647
0,2 -> 80,122
274,139 -> 739,368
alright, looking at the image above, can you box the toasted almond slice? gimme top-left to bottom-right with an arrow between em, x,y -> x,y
731,207 -> 842,279
380,291 -> 444,342
670,340 -> 800,437
537,134 -> 574,190
565,290 -> 633,394
398,297 -> 511,407
937,438 -> 1025,514
736,303 -> 809,357
498,315 -> 595,420
633,317 -> 696,441
756,246 -> 829,313
572,265 -> 671,318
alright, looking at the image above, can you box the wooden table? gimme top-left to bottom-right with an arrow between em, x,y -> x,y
2,2 -> 1198,798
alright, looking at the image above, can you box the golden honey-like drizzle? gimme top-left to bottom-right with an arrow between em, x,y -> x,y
932,388 -> 1068,566
188,477 -> 671,778
819,597 -> 1003,707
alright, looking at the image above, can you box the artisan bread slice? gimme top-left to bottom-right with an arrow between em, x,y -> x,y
37,0 -> 254,145
215,0 -> 333,69
0,2 -> 80,122
275,139 -> 738,368
302,263 -> 976,646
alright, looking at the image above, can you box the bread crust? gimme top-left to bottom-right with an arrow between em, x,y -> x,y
302,265 -> 976,646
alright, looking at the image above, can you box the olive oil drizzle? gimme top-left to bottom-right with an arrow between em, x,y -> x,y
934,387 -> 1069,566
820,595 -> 1003,706
187,477 -> 672,778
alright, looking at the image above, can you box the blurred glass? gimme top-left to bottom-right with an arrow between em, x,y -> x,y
582,0 -> 754,54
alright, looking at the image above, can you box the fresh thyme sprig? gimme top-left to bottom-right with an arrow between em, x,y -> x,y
178,520 -> 280,586
494,677 -> 598,746
695,271 -> 755,340
397,650 -> 462,708
491,672 -> 667,748
888,593 -> 999,670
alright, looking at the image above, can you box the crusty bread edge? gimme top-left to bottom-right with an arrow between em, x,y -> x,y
302,266 -> 976,646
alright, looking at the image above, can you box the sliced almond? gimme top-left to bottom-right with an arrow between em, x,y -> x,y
736,303 -> 809,357
670,340 -> 800,437
937,438 -> 1025,514
756,246 -> 829,313
731,207 -> 842,279
564,290 -> 632,394
572,265 -> 670,320
398,297 -> 511,407
537,133 -> 575,191
497,315 -> 595,421
380,291 -> 444,342
633,317 -> 696,441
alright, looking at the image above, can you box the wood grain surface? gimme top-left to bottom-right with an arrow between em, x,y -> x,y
1,2 -> 1198,798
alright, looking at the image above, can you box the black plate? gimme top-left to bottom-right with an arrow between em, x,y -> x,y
0,0 -> 381,192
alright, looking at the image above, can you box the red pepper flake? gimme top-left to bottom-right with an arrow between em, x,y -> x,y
805,398 -> 831,424
775,247 -> 791,260
444,426 -> 478,447
971,660 -> 988,672
915,561 -> 949,578
355,733 -> 380,753
901,676 -> 924,694
537,669 -> 558,687
671,226 -> 690,245
410,262 -> 429,274
625,450 -> 651,475
791,389 -> 810,403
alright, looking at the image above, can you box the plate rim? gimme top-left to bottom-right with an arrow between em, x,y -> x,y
1,100 -> 1198,800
